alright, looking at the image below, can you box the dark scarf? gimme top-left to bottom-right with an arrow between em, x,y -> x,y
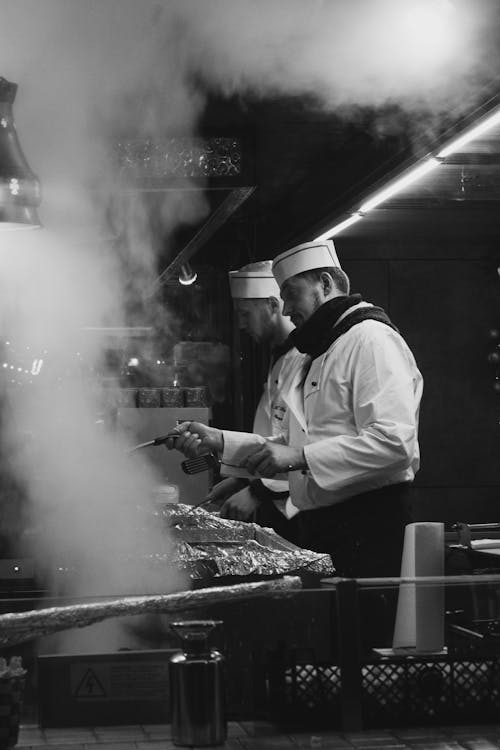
290,293 -> 399,359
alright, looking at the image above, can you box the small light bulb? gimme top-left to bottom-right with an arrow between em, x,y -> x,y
178,263 -> 197,286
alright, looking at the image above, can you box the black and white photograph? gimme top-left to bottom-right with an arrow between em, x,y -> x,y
0,1 -> 499,747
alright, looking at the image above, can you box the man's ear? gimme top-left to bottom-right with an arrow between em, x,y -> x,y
268,295 -> 281,313
320,271 -> 335,296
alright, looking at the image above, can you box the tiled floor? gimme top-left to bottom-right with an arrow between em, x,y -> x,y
14,722 -> 500,750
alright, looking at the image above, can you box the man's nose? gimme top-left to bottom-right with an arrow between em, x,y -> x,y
282,300 -> 292,317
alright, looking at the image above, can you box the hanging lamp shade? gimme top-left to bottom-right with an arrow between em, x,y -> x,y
0,77 -> 41,230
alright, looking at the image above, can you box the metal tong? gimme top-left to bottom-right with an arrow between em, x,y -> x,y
181,453 -> 220,475
127,432 -> 180,453
128,433 -> 220,478
183,455 -> 221,513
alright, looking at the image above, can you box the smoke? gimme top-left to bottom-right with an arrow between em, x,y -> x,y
0,230 -> 186,591
161,0 -> 500,141
0,0 -> 205,649
2,0 -> 498,218
0,0 -> 498,650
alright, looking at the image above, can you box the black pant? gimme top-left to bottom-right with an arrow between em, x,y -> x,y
254,500 -> 300,546
295,482 -> 414,578
256,484 -> 414,654
255,482 -> 413,578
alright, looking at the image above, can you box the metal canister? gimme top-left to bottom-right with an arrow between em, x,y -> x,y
169,620 -> 226,747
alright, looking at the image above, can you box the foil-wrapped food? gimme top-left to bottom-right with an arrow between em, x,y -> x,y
160,503 -> 334,579
0,577 -> 302,648
173,540 -> 334,578
164,503 -> 255,543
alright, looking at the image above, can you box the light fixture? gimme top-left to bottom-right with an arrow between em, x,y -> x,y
314,158 -> 440,241
0,76 -> 41,230
314,103 -> 500,241
178,262 -> 197,286
314,214 -> 363,242
358,158 -> 440,213
437,108 -> 500,158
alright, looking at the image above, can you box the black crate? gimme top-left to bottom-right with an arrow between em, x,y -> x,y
362,657 -> 500,726
266,650 -> 500,729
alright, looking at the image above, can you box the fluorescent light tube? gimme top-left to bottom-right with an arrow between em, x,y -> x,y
314,213 -> 362,241
438,108 -> 500,158
359,158 -> 440,213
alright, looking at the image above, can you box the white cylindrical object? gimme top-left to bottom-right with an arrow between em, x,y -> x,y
392,522 -> 445,653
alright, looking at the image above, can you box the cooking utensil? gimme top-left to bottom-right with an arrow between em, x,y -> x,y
127,432 -> 180,453
181,453 -> 220,475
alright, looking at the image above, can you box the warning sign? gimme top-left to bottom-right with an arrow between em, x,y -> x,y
71,664 -> 109,700
70,660 -> 169,702
109,663 -> 168,700
39,651 -> 174,726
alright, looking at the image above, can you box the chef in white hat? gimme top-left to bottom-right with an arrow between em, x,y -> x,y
203,260 -> 303,536
169,239 -> 423,577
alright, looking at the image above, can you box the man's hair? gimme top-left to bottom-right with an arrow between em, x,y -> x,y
238,260 -> 273,273
296,266 -> 350,295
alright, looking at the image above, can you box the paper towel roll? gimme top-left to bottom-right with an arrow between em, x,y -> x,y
392,522 -> 445,653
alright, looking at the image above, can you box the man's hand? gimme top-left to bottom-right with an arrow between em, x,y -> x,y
165,421 -> 223,458
244,441 -> 307,478
204,477 -> 249,507
220,486 -> 260,521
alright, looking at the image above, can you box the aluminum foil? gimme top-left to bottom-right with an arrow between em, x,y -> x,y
159,503 -> 334,578
163,503 -> 256,543
173,540 -> 334,578
0,577 -> 302,648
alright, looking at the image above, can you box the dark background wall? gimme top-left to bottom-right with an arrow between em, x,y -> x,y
214,199 -> 500,527
338,241 -> 499,524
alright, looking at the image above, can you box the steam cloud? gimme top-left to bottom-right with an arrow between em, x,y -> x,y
0,0 -> 497,650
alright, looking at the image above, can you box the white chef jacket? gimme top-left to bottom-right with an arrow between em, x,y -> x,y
252,346 -> 302,486
221,303 -> 423,518
251,346 -> 304,512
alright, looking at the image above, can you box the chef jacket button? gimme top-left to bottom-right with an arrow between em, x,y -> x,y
275,379 -> 278,384
311,381 -> 317,386
301,428 -> 305,432
301,470 -> 307,475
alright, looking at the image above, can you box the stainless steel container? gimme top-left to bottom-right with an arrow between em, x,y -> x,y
169,620 -> 226,747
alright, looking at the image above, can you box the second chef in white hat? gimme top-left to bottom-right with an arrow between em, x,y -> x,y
204,260 -> 304,538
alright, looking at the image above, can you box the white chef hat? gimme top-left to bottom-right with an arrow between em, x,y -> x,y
229,260 -> 281,299
272,239 -> 341,287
